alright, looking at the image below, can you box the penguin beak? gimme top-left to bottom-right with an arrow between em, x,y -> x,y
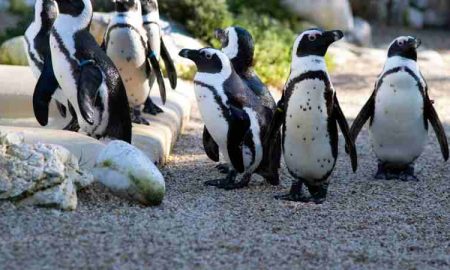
323,30 -> 344,44
408,38 -> 421,49
215,28 -> 227,43
179,49 -> 199,62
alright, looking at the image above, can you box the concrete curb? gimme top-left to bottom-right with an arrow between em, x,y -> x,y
0,64 -> 193,167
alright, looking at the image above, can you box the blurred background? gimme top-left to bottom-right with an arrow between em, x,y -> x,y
0,0 -> 448,90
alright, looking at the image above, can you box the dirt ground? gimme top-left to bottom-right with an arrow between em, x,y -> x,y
1,28 -> 449,269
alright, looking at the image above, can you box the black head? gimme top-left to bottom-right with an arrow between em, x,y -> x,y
179,48 -> 228,74
114,0 -> 140,13
294,29 -> 344,57
54,0 -> 88,16
387,36 -> 421,61
140,0 -> 158,15
215,26 -> 254,73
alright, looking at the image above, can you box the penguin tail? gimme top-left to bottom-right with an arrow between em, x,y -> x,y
105,82 -> 133,143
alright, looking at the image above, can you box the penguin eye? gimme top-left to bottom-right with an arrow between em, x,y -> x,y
398,40 -> 405,46
205,52 -> 213,60
308,35 -> 317,41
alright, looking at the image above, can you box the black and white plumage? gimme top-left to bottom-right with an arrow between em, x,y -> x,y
180,48 -> 280,189
266,29 -> 357,203
104,0 -> 167,125
26,0 -> 78,131
140,0 -> 177,115
350,36 -> 448,181
202,26 -> 281,175
33,0 -> 132,142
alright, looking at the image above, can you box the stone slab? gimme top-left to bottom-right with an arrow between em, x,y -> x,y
0,65 -> 193,167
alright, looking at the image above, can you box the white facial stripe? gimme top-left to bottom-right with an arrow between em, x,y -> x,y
222,27 -> 239,59
292,30 -> 322,60
195,48 -> 232,90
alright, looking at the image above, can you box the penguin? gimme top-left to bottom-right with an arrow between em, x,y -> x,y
25,0 -> 78,131
179,48 -> 280,189
202,26 -> 281,174
103,0 -> 167,125
266,29 -> 357,204
140,0 -> 178,115
33,0 -> 132,142
350,36 -> 448,181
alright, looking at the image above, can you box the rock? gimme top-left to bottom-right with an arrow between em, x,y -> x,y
92,141 -> 165,206
346,17 -> 372,47
407,7 -> 425,29
281,0 -> 354,31
0,125 -> 107,169
0,36 -> 28,66
0,132 -> 94,210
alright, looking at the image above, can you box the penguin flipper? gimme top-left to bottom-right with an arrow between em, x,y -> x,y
264,96 -> 285,146
203,126 -> 220,162
160,38 -> 177,89
245,74 -> 268,96
333,95 -> 358,172
227,105 -> 250,173
77,60 -> 103,125
424,96 -> 449,161
33,55 -> 59,126
148,48 -> 167,104
349,91 -> 375,141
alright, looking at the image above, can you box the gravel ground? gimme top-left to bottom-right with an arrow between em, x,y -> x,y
1,29 -> 450,269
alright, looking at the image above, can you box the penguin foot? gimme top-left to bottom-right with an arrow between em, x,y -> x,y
399,166 -> 419,182
204,170 -> 237,188
131,108 -> 150,125
274,192 -> 311,202
306,184 -> 328,204
143,98 -> 164,115
221,174 -> 252,190
62,118 -> 80,132
215,163 -> 229,174
275,181 -> 311,202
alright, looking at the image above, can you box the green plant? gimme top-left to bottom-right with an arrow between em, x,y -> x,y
159,0 -> 233,44
9,0 -> 31,15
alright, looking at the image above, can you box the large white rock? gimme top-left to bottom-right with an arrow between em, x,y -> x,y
92,140 -> 165,206
281,0 -> 354,31
0,132 -> 94,210
0,36 -> 28,66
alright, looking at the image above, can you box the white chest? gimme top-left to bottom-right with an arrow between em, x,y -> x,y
283,78 -> 335,180
195,84 -> 230,162
370,70 -> 427,164
106,27 -> 149,106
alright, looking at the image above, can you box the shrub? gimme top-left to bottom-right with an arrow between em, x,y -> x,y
159,0 -> 233,44
232,9 -> 294,89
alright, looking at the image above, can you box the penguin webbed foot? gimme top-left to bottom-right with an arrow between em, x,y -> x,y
131,107 -> 150,125
204,170 -> 238,188
374,162 -> 418,182
306,184 -> 328,204
221,173 -> 252,190
275,181 -> 311,203
399,166 -> 419,182
215,163 -> 229,174
143,97 -> 164,115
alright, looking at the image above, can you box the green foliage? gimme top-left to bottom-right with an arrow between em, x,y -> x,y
8,0 -> 31,15
0,0 -> 32,44
233,9 -> 294,89
93,0 -> 115,12
160,0 -> 233,44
